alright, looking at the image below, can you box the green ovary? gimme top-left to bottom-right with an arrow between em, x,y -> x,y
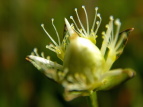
63,36 -> 105,84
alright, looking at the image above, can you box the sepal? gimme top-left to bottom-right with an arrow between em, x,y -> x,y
97,68 -> 136,90
26,49 -> 63,82
64,90 -> 91,101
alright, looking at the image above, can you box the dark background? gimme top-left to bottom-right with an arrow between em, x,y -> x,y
0,0 -> 143,107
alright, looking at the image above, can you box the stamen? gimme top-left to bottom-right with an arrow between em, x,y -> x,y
112,19 -> 121,47
111,25 -> 114,43
101,31 -> 106,39
47,56 -> 50,60
91,7 -> 98,30
51,18 -> 61,45
70,16 -> 81,33
33,48 -> 39,56
110,16 -> 114,20
31,52 -> 34,55
105,24 -> 109,28
82,5 -> 89,35
109,16 -> 114,44
101,16 -> 114,56
46,45 -> 56,52
41,24 -> 58,46
75,8 -> 87,35
41,52 -> 45,58
94,13 -> 102,34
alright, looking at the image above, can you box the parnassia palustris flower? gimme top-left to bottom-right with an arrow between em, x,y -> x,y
26,6 -> 135,101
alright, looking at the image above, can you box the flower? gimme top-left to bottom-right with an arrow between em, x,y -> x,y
26,6 -> 135,101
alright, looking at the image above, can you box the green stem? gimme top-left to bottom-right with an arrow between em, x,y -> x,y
88,91 -> 98,107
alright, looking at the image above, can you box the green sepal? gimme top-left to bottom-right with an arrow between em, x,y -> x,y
97,68 -> 136,91
118,28 -> 134,48
26,54 -> 63,82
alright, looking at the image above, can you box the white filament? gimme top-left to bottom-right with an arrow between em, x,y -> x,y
51,18 -> 61,45
41,24 -> 58,46
101,16 -> 114,56
112,19 -> 121,48
75,8 -> 87,35
94,14 -> 102,34
70,16 -> 78,30
91,7 -> 98,30
82,5 -> 89,35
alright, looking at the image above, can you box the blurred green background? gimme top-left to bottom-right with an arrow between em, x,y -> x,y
0,0 -> 143,107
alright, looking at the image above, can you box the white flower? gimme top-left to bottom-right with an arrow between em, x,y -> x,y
26,6 -> 135,101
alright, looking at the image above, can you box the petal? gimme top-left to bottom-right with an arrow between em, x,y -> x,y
97,68 -> 136,90
26,55 -> 64,82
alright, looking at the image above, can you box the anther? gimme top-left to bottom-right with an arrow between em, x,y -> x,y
96,21 -> 99,25
95,7 -> 98,11
102,31 -> 105,35
110,16 -> 114,20
70,16 -> 73,19
97,13 -> 100,17
115,19 -> 121,25
51,18 -> 54,22
41,52 -> 45,58
41,24 -> 44,27
82,5 -> 85,8
34,48 -> 39,56
105,25 -> 109,28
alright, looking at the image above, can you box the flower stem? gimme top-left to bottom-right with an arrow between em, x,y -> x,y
88,91 -> 98,107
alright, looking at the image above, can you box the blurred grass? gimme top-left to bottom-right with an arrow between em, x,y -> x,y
0,0 -> 143,107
